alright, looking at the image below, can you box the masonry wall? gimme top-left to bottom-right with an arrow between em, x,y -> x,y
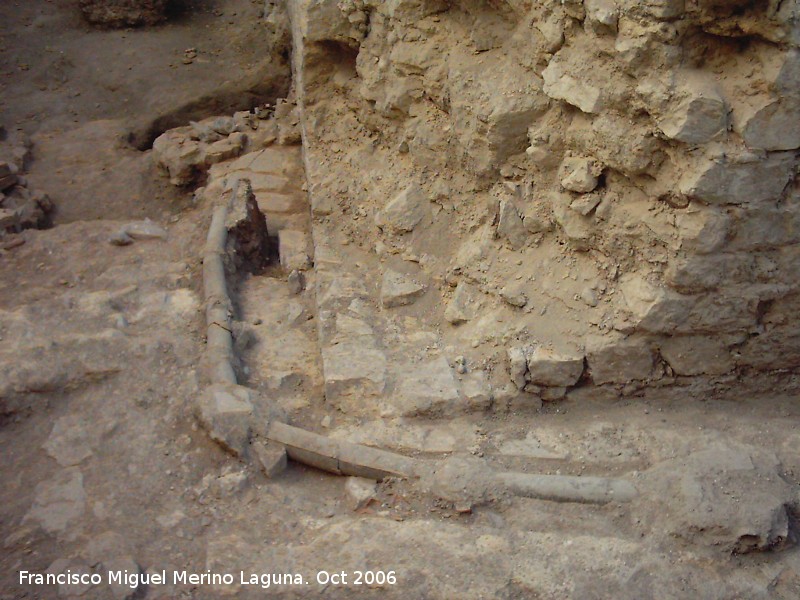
286,0 -> 800,401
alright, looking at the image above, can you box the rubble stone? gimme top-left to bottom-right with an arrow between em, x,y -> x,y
375,183 -> 429,233
103,558 -> 141,600
737,99 -> 800,151
380,269 -> 425,308
344,476 -> 377,509
25,468 -> 86,535
322,341 -> 387,401
657,75 -> 727,144
458,370 -> 494,411
496,199 -> 528,248
445,281 -> 478,325
542,55 -> 603,114
638,443 -> 795,554
679,151 -> 796,205
394,356 -> 460,415
559,157 -> 602,193
500,286 -> 528,308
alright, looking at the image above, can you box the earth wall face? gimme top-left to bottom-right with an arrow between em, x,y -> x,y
286,0 -> 800,401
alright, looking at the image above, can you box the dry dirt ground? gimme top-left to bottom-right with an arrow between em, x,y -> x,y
1,2 -> 800,599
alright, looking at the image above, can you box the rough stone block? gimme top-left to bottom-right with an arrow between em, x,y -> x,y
279,229 -> 312,271
375,183 -> 429,233
657,74 -> 727,144
585,334 -> 655,384
380,269 -> 425,308
393,356 -> 460,416
542,55 -> 603,114
679,151 -> 796,205
736,98 -> 800,151
586,0 -> 619,27
559,156 -> 602,193
659,336 -> 733,376
458,370 -> 494,411
322,341 -> 387,401
551,193 -> 593,251
526,347 -> 585,388
508,346 -> 530,390
445,281 -> 478,325
496,199 -> 528,249
152,130 -> 203,186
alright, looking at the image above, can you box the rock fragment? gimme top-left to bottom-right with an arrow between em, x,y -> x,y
287,269 -> 305,294
445,281 -> 478,325
252,440 -> 288,479
375,183 -> 429,233
542,55 -> 603,113
657,74 -> 727,145
559,157 -> 602,193
380,269 -> 425,308
500,286 -> 528,308
278,229 -> 312,271
344,476 -> 378,509
196,384 -> 255,457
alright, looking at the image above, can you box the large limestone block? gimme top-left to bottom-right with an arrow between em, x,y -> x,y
619,0 -> 685,20
585,333 -> 655,384
448,60 -> 549,172
659,336 -> 733,376
380,0 -> 450,21
675,207 -> 730,255
393,356 -> 460,416
152,130 -> 203,186
458,370 -> 494,411
585,0 -> 619,28
322,341 -> 387,401
679,151 -> 796,205
375,183 -> 429,233
290,0 -> 362,46
526,348 -> 585,387
278,229 -> 312,271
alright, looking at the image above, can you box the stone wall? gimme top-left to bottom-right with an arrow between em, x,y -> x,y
286,0 -> 800,401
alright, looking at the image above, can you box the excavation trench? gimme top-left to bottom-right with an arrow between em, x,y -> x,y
198,169 -> 638,506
